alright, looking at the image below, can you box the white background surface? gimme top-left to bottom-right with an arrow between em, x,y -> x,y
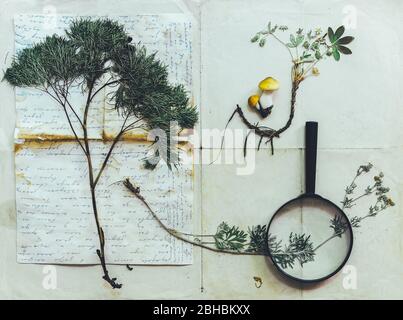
0,0 -> 403,299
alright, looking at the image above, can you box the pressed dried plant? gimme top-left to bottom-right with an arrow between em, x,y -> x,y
124,163 -> 395,269
224,23 -> 354,155
4,18 -> 197,288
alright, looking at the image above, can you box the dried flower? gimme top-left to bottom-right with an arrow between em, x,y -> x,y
387,198 -> 395,206
312,67 -> 320,76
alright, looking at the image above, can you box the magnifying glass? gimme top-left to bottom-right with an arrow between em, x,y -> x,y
266,122 -> 353,283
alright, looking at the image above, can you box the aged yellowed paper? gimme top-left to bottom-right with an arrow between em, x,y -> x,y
14,14 -> 194,265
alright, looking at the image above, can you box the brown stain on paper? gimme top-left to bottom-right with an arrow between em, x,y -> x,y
15,139 -> 76,153
102,130 -> 148,142
16,172 -> 31,185
15,133 -> 78,154
18,133 -> 77,141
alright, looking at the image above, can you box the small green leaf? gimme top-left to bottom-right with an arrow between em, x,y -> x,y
214,222 -> 247,251
296,34 -> 304,46
338,45 -> 352,55
290,34 -> 296,45
251,35 -> 259,43
333,48 -> 340,61
315,50 -> 322,60
328,27 -> 335,42
334,26 -> 345,40
259,38 -> 266,47
338,36 -> 354,45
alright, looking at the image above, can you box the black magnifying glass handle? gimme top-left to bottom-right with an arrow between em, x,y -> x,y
305,121 -> 318,194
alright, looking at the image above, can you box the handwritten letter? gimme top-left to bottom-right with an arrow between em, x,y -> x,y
14,14 -> 194,265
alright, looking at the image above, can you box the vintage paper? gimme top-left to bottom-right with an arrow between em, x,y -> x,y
1,0 -> 402,300
201,147 -> 403,299
198,0 -> 403,299
200,0 -> 403,149
16,141 -> 193,264
14,14 -> 194,264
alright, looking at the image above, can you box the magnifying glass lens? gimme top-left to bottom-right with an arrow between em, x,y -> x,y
267,197 -> 352,281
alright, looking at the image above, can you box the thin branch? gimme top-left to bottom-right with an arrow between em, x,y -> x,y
178,232 -> 215,237
90,79 -> 121,102
123,117 -> 144,132
93,114 -> 130,187
313,232 -> 340,252
82,78 -> 122,289
47,81 -> 80,124
59,87 -> 84,128
43,86 -> 87,155
270,32 -> 294,60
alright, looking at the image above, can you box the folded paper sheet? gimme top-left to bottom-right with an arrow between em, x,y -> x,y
14,14 -> 194,265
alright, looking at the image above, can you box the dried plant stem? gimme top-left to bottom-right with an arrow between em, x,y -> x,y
5,18 -> 200,289
313,232 -> 342,252
270,32 -> 294,59
93,115 -> 143,187
45,79 -> 138,288
123,163 -> 393,267
44,81 -> 121,287
123,179 -> 260,256
82,79 -> 122,288
124,177 -> 350,262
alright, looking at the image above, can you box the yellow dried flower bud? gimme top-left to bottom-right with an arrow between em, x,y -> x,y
387,198 -> 395,206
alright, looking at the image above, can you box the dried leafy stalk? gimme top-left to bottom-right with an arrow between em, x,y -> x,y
4,18 -> 197,288
225,23 -> 354,155
124,163 -> 395,270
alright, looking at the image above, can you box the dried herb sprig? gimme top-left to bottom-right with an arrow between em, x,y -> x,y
4,18 -> 197,288
122,179 -> 260,257
124,163 -> 395,270
315,163 -> 395,252
224,23 -> 354,155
